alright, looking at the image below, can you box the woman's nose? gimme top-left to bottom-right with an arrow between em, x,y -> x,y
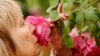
29,24 -> 35,33
24,21 -> 38,43
29,24 -> 38,43
25,21 -> 35,33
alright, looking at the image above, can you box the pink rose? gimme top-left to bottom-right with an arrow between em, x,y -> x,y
69,27 -> 98,56
86,47 -> 100,56
25,16 -> 51,46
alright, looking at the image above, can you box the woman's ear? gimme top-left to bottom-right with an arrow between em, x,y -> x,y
0,39 -> 9,56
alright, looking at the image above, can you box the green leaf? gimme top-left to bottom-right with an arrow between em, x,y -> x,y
60,20 -> 74,48
78,0 -> 84,4
85,12 -> 99,21
87,21 -> 97,36
84,7 -> 99,21
86,7 -> 97,11
64,35 -> 74,48
47,0 -> 59,13
46,7 -> 52,13
83,7 -> 99,21
60,20 -> 70,37
81,25 -> 89,33
96,10 -> 100,20
49,10 -> 59,21
61,0 -> 68,5
49,0 -> 59,8
76,21 -> 85,33
75,11 -> 85,23
80,0 -> 89,9
68,12 -> 76,29
98,22 -> 100,29
64,20 -> 71,29
62,2 -> 73,12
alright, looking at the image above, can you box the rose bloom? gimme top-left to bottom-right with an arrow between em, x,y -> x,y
69,27 -> 100,56
25,16 -> 51,46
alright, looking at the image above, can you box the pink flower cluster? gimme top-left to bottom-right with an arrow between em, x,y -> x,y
69,27 -> 100,56
25,16 -> 51,46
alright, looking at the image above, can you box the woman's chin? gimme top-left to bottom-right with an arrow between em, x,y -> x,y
34,50 -> 40,56
34,44 -> 41,56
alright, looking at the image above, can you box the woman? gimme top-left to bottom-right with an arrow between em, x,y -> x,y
0,0 -> 71,56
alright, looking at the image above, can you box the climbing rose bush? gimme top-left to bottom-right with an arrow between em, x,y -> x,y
25,16 -> 51,46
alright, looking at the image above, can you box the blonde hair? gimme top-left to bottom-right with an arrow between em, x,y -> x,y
0,0 -> 23,56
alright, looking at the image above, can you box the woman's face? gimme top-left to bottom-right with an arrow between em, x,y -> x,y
11,18 -> 40,56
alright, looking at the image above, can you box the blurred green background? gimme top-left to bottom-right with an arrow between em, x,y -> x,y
15,0 -> 49,18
